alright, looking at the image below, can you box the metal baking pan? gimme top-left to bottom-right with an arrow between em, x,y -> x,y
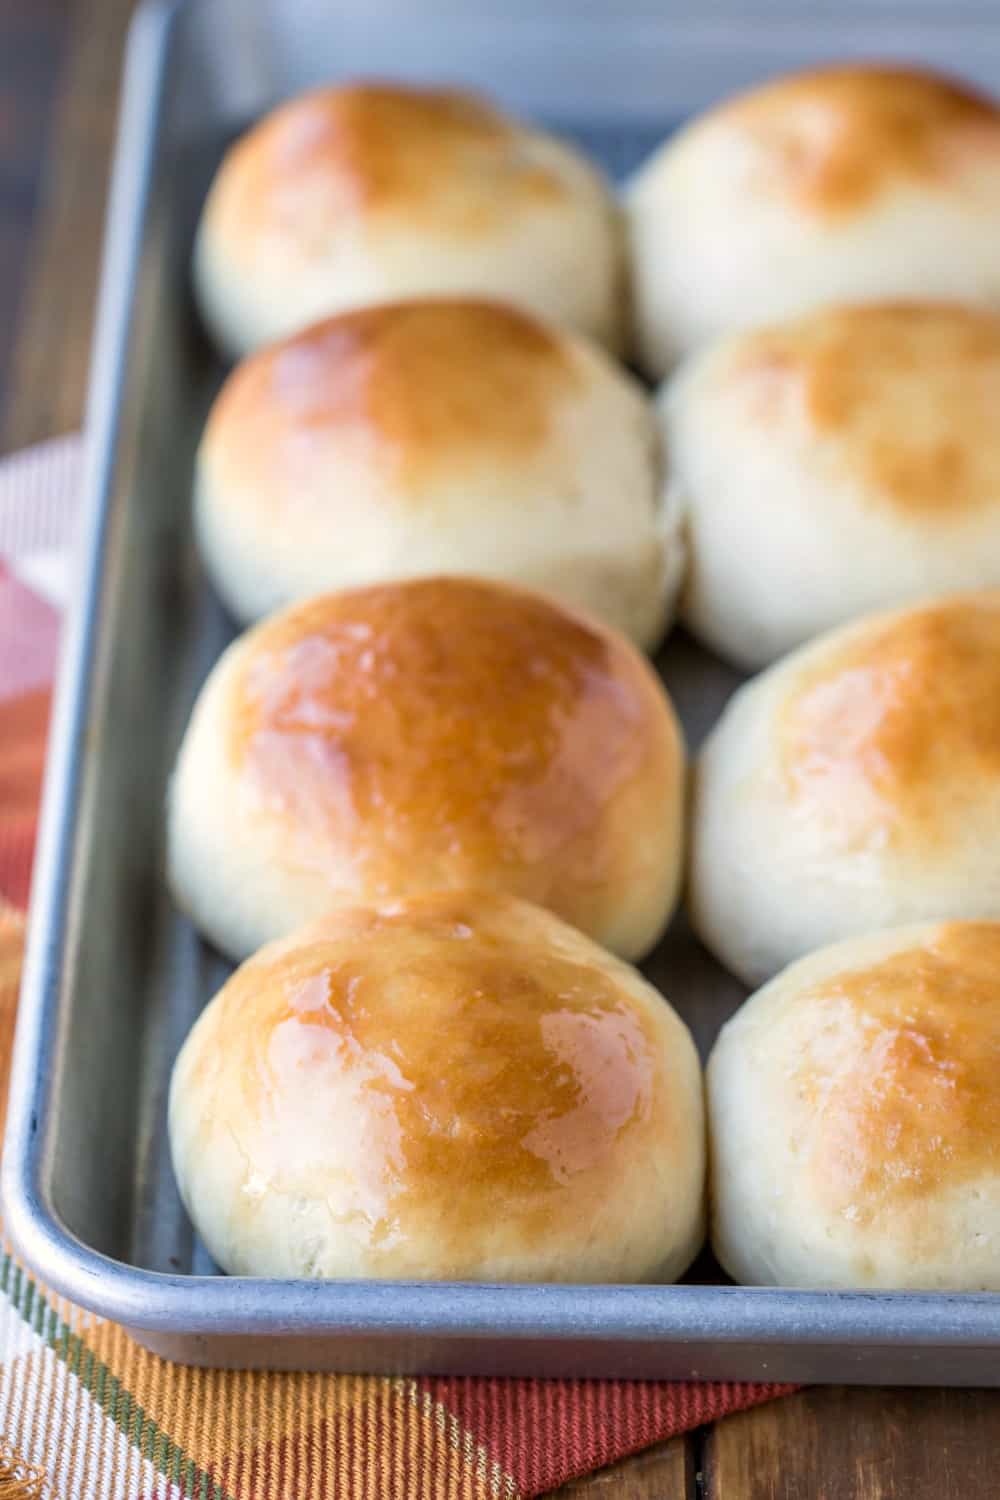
7,0 -> 1000,1379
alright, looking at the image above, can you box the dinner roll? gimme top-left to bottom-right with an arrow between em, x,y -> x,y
690,592 -> 1000,985
195,299 -> 678,646
194,82 -> 624,359
168,577 -> 684,963
709,921 -> 1000,1290
169,892 -> 705,1282
627,64 -> 1000,375
665,302 -> 1000,669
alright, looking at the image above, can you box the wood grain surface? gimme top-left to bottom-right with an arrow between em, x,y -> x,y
552,1437 -> 694,1497
1,0 -> 134,449
0,0 -> 72,422
5,1 -> 1000,1496
706,1387 -> 1000,1500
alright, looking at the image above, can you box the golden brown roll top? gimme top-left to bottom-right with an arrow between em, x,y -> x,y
778,925 -> 1000,1220
202,297 -> 581,485
714,302 -> 1000,513
168,577 -> 685,962
211,83 -> 560,231
709,920 -> 1000,1289
194,82 -> 624,357
666,302 -> 1000,668
779,592 -> 1000,851
195,299 -> 677,644
691,592 -> 1000,985
627,63 -> 1000,374
700,66 -> 1000,217
169,892 -> 706,1282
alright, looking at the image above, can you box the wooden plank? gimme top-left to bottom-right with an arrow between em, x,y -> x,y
548,1435 -> 695,1498
705,1387 -> 1000,1500
0,0 -> 74,411
2,0 -> 135,450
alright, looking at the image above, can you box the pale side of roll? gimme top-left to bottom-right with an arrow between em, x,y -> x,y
690,592 -> 1000,985
168,577 -> 685,964
169,892 -> 706,1283
709,921 -> 1000,1290
662,302 -> 1000,669
195,82 -> 625,359
627,64 -> 1000,376
196,299 -> 681,648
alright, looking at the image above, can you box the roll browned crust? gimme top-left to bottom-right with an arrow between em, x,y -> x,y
691,591 -> 1000,983
195,82 -> 625,357
709,920 -> 1000,1289
169,576 -> 685,961
195,298 -> 677,644
664,301 -> 1000,667
628,64 -> 1000,374
170,892 -> 706,1282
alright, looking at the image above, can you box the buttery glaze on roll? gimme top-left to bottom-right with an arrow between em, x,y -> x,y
690,592 -> 1000,985
627,64 -> 1000,375
168,577 -> 684,962
709,921 -> 1000,1290
195,299 -> 679,646
194,82 -> 625,358
665,302 -> 1000,668
169,892 -> 706,1282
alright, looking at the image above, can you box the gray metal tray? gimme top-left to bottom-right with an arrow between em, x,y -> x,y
7,0 -> 1000,1379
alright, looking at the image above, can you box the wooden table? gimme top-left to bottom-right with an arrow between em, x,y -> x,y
4,1 -> 1000,1494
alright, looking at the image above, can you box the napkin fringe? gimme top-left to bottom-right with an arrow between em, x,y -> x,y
0,1440 -> 46,1500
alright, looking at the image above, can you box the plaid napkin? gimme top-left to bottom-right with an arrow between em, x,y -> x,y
0,436 -> 791,1498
